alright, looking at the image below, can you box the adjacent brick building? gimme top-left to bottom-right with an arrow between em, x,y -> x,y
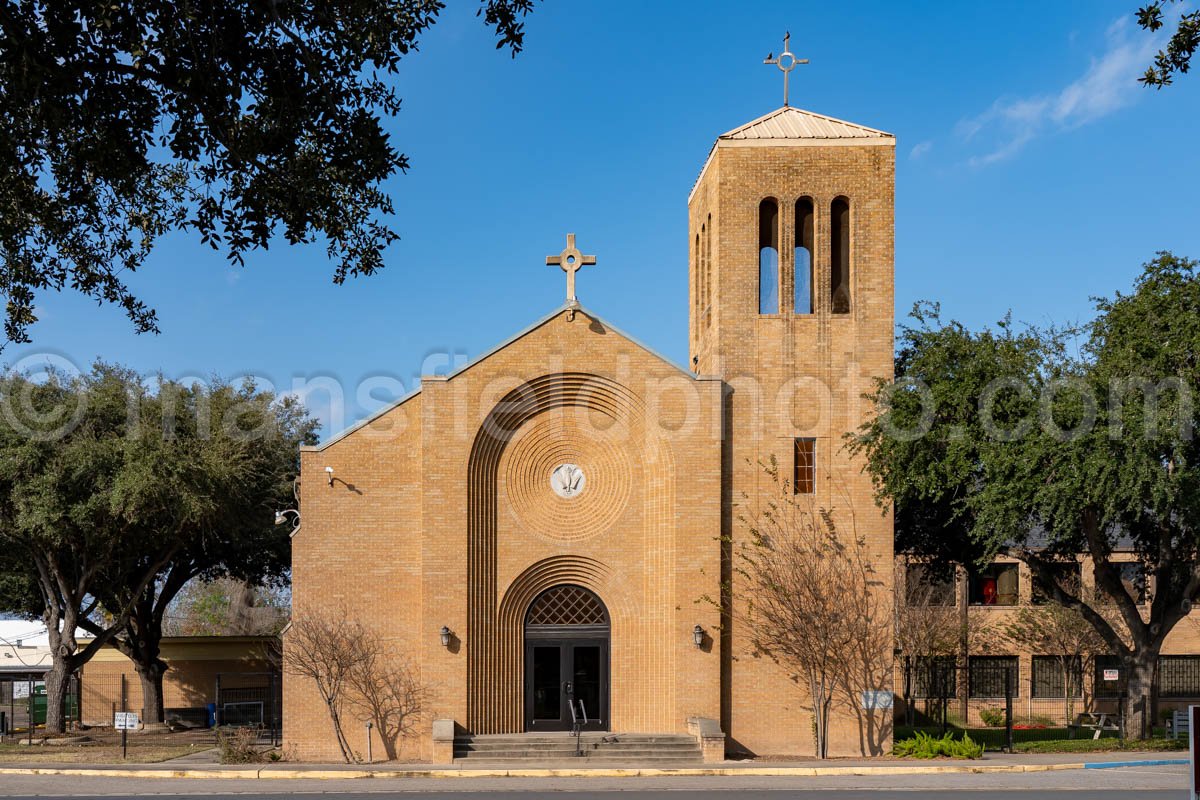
285,103 -> 896,761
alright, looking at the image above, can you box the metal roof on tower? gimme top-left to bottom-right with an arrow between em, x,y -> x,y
718,106 -> 893,141
689,106 -> 894,202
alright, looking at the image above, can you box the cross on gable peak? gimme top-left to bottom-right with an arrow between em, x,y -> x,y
546,233 -> 598,307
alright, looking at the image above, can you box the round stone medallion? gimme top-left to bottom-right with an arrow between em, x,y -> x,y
550,463 -> 586,499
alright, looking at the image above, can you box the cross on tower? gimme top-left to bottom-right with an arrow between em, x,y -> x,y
546,233 -> 597,307
763,31 -> 809,107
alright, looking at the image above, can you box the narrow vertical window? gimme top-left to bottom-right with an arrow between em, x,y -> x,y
794,198 -> 814,314
693,232 -> 701,326
758,199 -> 779,314
793,437 -> 815,494
830,197 -> 850,314
705,214 -> 712,326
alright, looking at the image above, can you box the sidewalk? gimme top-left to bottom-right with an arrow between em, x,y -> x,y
0,750 -> 1187,780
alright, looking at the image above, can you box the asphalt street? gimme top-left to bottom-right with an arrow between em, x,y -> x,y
0,763 -> 1189,798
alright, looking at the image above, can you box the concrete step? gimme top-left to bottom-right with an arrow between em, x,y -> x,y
455,748 -> 701,758
453,732 -> 702,763
457,740 -> 700,750
458,738 -> 691,743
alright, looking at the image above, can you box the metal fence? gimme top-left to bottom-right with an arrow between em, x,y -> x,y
899,657 -> 1023,750
215,672 -> 281,745
3,668 -> 282,742
0,673 -> 80,739
898,655 -> 1191,748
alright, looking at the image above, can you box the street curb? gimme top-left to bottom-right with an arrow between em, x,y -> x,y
0,762 -> 1091,780
1082,758 -> 1188,769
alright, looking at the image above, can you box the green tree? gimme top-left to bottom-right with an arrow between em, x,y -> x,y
854,253 -> 1200,739
0,364 -> 315,731
0,0 -> 536,347
78,377 -> 315,725
1138,1 -> 1200,87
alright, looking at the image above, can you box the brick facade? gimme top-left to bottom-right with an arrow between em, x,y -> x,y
286,106 -> 896,760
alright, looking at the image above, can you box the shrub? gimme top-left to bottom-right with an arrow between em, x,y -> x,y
1014,714 -> 1055,728
893,731 -> 983,759
216,726 -> 263,764
979,707 -> 1005,727
1015,737 -> 1185,754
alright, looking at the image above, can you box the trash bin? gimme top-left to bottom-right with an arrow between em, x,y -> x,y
205,703 -> 217,728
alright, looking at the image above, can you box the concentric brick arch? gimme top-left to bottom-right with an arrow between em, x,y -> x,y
466,373 -> 674,733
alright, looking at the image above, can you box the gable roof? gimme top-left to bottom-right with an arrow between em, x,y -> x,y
719,106 -> 893,141
305,302 -> 710,452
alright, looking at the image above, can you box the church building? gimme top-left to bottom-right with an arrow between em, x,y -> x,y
285,72 -> 896,760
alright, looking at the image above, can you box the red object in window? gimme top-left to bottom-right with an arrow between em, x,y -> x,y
981,578 -> 998,605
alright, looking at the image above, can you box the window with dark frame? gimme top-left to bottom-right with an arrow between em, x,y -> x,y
1031,562 -> 1081,605
905,563 -> 955,607
910,655 -> 957,698
969,655 -> 1019,698
1098,562 -> 1148,605
793,437 -> 815,494
1158,655 -> 1200,699
969,563 -> 1020,606
1032,655 -> 1084,698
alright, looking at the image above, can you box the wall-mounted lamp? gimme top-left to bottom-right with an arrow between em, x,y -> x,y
274,509 -> 301,533
440,626 -> 453,648
693,624 -> 705,649
324,466 -> 334,486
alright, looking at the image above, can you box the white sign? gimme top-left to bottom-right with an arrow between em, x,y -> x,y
861,690 -> 894,710
1103,668 -> 1120,682
114,711 -> 139,730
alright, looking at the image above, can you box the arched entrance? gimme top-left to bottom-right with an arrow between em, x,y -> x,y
523,584 -> 610,731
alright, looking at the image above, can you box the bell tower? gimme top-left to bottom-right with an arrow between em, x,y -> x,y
689,95 -> 896,755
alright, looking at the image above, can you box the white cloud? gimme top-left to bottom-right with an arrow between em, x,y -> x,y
958,16 -> 1165,167
909,140 -> 933,160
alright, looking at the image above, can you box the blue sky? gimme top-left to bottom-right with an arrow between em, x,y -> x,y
12,0 -> 1200,437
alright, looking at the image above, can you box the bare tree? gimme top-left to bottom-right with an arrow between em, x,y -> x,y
285,609 -> 426,763
346,648 -> 426,761
896,564 -> 1002,723
895,566 -> 961,660
1004,601 -> 1115,720
714,460 -> 893,757
284,610 -> 372,763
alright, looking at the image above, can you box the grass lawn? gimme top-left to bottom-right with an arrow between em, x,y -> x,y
0,729 -> 215,764
0,742 -> 210,764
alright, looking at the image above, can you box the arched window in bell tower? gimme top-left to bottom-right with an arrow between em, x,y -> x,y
794,197 -> 814,314
693,232 -> 701,324
830,197 -> 851,314
758,198 -> 779,314
705,214 -> 712,326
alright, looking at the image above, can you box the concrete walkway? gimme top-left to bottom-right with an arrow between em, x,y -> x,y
0,750 -> 1187,780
